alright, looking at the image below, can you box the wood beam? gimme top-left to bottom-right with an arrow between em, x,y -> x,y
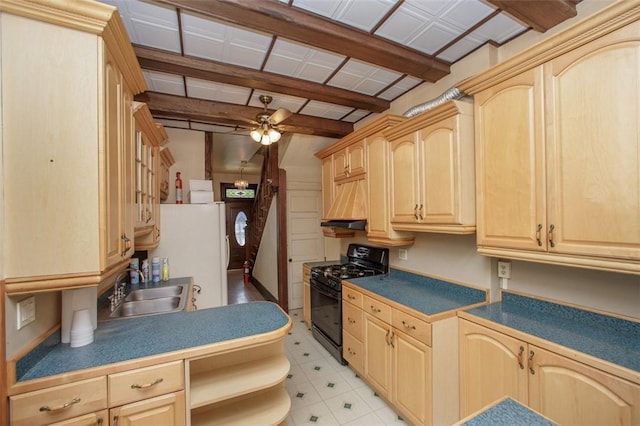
134,45 -> 390,113
137,92 -> 353,138
487,0 -> 580,32
155,0 -> 451,82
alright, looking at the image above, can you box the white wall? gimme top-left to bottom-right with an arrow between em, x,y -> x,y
163,128 -> 205,204
253,201 -> 279,298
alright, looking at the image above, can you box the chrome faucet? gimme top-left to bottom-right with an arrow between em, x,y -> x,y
109,268 -> 145,311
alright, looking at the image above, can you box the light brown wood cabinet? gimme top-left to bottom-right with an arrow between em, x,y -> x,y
461,2 -> 640,274
316,115 -> 413,245
303,264 -> 311,328
0,1 -> 146,294
364,117 -> 415,247
188,340 -> 290,426
459,319 -> 640,425
133,103 -> 168,250
384,100 -> 476,234
333,139 -> 366,182
343,283 -> 459,426
9,377 -> 108,426
10,361 -> 186,426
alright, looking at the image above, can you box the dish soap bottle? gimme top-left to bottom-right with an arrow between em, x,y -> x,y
175,172 -> 183,204
162,257 -> 170,282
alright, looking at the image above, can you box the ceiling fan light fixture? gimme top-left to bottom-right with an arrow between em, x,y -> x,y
250,128 -> 262,143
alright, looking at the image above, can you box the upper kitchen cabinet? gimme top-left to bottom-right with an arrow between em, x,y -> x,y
333,139 -> 366,182
315,115 -> 414,245
133,102 -> 168,250
384,100 -> 476,234
460,0 -> 640,275
363,116 -> 415,247
0,0 -> 147,294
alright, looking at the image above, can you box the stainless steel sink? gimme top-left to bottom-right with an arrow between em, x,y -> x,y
124,285 -> 186,301
106,285 -> 188,319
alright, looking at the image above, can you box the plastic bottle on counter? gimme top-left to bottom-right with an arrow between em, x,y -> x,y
175,172 -> 183,204
141,259 -> 150,283
151,256 -> 161,283
161,257 -> 170,281
129,258 -> 140,285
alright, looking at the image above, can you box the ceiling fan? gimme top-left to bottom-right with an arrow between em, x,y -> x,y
249,95 -> 292,145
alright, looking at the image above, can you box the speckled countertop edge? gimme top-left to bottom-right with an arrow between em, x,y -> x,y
345,268 -> 488,316
463,292 -> 640,373
16,301 -> 290,382
460,398 -> 556,426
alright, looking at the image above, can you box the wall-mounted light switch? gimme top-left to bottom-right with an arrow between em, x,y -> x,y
17,296 -> 36,329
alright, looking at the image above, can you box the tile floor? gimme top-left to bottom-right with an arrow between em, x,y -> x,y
226,271 -> 406,425
284,309 -> 406,426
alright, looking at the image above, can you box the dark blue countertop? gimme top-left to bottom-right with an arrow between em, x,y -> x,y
463,292 -> 640,374
345,268 -> 488,316
460,397 -> 556,426
16,301 -> 290,383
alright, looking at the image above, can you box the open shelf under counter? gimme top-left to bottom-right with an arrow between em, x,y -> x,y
189,354 -> 290,409
190,385 -> 290,426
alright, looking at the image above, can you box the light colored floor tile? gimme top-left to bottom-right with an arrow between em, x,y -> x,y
284,308 -> 400,426
324,390 -> 374,425
309,371 -> 354,400
289,400 -> 340,425
286,379 -> 324,411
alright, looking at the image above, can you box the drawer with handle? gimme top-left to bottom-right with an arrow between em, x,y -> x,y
10,376 -> 107,426
392,309 -> 431,346
363,295 -> 391,323
343,300 -> 363,340
342,287 -> 363,308
108,360 -> 184,406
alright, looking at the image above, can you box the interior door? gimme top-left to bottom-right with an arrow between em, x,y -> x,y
287,188 -> 324,310
225,201 -> 253,270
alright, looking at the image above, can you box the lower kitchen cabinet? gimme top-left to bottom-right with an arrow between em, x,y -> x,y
49,410 -> 108,426
187,339 -> 290,426
110,391 -> 185,426
343,283 -> 458,426
459,319 -> 640,425
303,264 -> 311,328
9,377 -> 108,426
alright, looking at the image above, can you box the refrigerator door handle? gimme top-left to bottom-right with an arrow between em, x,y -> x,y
225,235 -> 230,269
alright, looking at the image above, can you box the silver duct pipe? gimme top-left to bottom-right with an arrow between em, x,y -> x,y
402,87 -> 466,117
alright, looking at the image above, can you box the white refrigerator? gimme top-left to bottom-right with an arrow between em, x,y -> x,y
151,203 -> 229,309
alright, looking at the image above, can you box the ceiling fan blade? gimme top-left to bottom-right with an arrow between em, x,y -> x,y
268,108 -> 292,125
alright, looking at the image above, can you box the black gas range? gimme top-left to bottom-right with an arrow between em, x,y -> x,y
310,244 -> 389,364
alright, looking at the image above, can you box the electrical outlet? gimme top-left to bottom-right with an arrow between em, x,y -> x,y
399,248 -> 408,260
497,260 -> 512,279
17,296 -> 36,329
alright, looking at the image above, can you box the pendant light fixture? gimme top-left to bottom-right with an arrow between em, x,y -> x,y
234,167 -> 249,191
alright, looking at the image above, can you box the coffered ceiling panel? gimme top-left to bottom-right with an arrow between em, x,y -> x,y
101,0 -> 581,172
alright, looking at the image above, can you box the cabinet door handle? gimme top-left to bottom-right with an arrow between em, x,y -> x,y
548,224 -> 555,248
535,224 -> 543,246
517,346 -> 525,369
121,234 -> 132,256
414,204 -> 419,220
385,329 -> 391,346
113,416 -> 119,426
347,294 -> 356,300
98,417 -> 104,426
370,305 -> 381,313
40,397 -> 81,412
347,347 -> 357,356
528,350 -> 536,375
402,320 -> 416,330
389,331 -> 395,348
418,204 -> 423,221
131,377 -> 163,389
347,316 -> 356,324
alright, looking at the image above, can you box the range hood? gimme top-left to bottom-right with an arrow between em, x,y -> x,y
320,180 -> 367,231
